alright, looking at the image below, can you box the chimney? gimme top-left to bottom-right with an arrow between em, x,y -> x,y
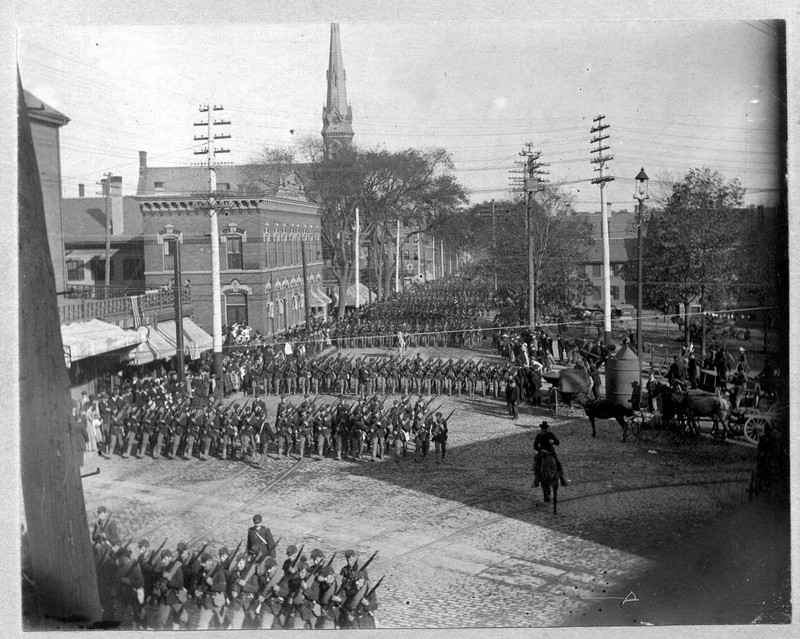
78,184 -> 85,197
109,176 -> 124,235
109,175 -> 122,197
139,151 -> 147,173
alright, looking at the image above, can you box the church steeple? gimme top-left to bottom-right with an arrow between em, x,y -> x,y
321,23 -> 354,158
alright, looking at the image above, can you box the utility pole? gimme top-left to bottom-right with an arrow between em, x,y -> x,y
301,239 -> 311,328
519,144 -> 549,328
634,168 -> 649,385
171,237 -> 185,382
101,172 -> 112,290
431,235 -> 436,280
590,114 -> 615,348
416,230 -> 422,279
491,199 -> 497,292
395,218 -> 400,293
194,104 -> 230,398
354,206 -> 360,307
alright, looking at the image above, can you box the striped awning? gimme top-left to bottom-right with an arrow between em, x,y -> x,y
125,318 -> 212,364
308,288 -> 332,307
126,325 -> 176,365
154,319 -> 212,361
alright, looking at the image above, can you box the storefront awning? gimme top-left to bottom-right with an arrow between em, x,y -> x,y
338,283 -> 373,307
181,318 -> 213,359
155,318 -> 212,361
126,325 -> 175,365
61,319 -> 144,365
308,289 -> 332,307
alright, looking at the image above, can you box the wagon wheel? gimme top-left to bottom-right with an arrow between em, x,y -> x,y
743,415 -> 770,445
630,411 -> 659,443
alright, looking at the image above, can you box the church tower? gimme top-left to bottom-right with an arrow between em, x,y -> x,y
321,23 -> 354,158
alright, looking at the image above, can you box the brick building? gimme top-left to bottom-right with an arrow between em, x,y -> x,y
136,159 -> 327,336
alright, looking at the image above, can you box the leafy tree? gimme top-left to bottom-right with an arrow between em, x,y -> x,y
357,148 -> 468,299
244,142 -> 469,316
642,167 -> 744,350
484,189 -> 594,323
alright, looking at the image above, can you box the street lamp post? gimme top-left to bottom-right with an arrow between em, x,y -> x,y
634,167 -> 649,385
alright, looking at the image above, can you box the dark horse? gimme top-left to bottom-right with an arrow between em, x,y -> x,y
534,451 -> 559,514
573,393 -> 634,442
650,383 -> 731,440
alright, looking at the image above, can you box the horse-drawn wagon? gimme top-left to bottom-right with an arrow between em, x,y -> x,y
544,369 -> 590,416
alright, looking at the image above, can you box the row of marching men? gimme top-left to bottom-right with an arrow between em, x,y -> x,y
91,508 -> 382,630
93,390 -> 454,466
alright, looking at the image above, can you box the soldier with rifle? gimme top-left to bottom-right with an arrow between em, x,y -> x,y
121,406 -> 140,458
239,405 -> 256,462
341,570 -> 379,629
177,540 -> 201,594
193,550 -> 228,630
105,402 -> 126,458
167,401 -> 187,459
253,405 -> 272,467
333,401 -> 350,461
314,564 -> 342,628
226,553 -> 261,629
219,404 -> 238,460
199,404 -> 219,460
250,555 -> 283,627
316,404 -> 334,459
153,548 -> 188,629
111,543 -> 146,628
413,406 -> 433,462
280,557 -> 310,629
151,401 -> 170,459
182,407 -> 200,459
296,409 -> 314,460
136,400 -> 155,458
276,406 -> 293,458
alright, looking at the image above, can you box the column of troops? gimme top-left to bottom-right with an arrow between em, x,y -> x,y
94,387 -> 454,465
230,352 -> 527,400
223,277 -> 497,355
98,352 -> 543,463
90,508 -> 382,630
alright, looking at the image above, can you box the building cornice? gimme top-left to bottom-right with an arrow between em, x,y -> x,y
135,194 -> 320,217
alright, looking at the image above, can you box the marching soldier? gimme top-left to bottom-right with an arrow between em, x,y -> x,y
227,554 -> 260,629
153,548 -> 187,630
194,549 -> 229,630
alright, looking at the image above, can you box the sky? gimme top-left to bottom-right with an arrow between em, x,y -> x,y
14,3 -> 787,212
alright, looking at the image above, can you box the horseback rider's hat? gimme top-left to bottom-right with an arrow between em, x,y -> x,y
539,421 -> 550,429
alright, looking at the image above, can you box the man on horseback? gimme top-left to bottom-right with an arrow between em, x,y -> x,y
532,421 -> 568,487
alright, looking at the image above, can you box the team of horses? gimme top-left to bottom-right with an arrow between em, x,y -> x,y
554,384 -> 731,442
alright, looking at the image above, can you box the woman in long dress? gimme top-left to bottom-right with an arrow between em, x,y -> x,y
84,396 -> 101,453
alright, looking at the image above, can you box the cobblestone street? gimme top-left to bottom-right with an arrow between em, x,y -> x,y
79,346 -> 789,629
